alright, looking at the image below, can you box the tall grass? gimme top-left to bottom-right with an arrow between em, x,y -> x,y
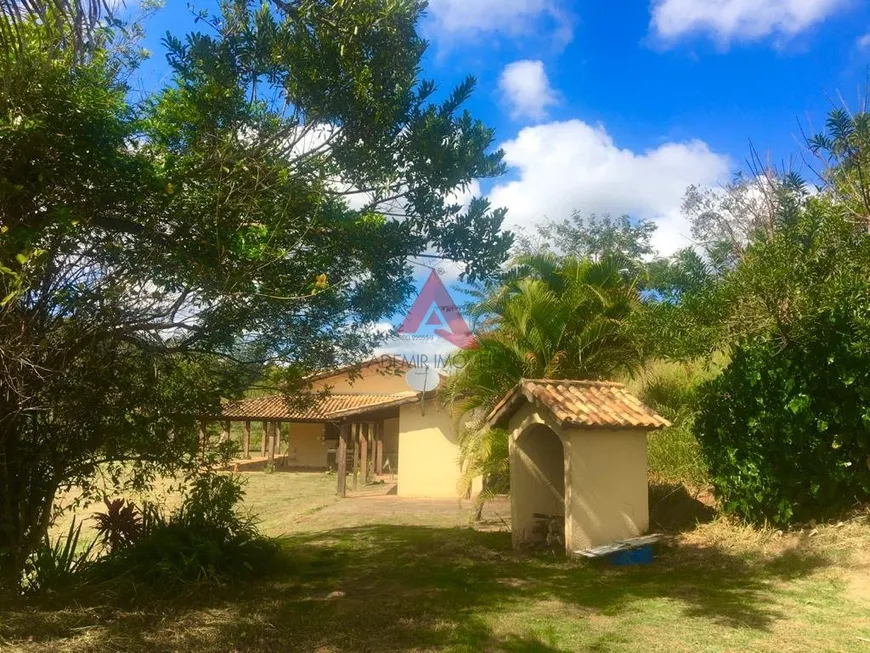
628,358 -> 725,489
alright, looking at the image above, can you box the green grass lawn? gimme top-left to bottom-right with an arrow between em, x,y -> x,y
3,474 -> 870,652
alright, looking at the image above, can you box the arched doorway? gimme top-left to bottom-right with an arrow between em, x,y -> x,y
510,423 -> 565,550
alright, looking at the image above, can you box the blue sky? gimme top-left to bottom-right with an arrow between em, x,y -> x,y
127,0 -> 870,359
132,0 -> 870,255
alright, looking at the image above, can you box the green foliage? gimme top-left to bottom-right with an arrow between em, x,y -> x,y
447,254 -> 646,506
0,2 -> 511,587
637,173 -> 809,361
97,475 -> 275,588
647,426 -> 708,489
21,518 -> 96,594
808,107 -> 870,223
631,360 -> 720,488
643,106 -> 870,521
693,188 -> 870,524
0,1 -> 135,59
447,253 -> 646,417
696,319 -> 870,525
456,427 -> 510,514
515,210 -> 657,263
93,498 -> 144,553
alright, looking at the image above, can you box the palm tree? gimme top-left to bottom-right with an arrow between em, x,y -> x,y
0,1 -> 115,56
446,253 -> 646,511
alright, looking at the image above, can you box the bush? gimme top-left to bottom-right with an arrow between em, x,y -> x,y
96,474 -> 276,589
93,498 -> 143,553
695,318 -> 870,525
22,519 -> 96,594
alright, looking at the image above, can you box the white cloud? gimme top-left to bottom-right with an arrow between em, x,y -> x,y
650,0 -> 850,47
858,32 -> 870,49
488,120 -> 731,256
447,179 -> 481,210
424,0 -> 574,48
499,60 -> 559,122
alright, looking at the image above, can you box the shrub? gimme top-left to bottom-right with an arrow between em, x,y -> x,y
93,498 -> 143,553
22,519 -> 96,594
96,474 -> 276,589
695,318 -> 870,525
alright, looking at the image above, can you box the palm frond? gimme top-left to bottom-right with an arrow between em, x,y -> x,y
0,1 -> 116,57
447,253 -> 648,509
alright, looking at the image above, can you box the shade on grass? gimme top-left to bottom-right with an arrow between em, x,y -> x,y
3,516 -> 869,652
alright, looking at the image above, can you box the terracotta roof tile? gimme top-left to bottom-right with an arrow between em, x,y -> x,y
222,392 -> 420,422
486,379 -> 670,430
306,355 -> 412,383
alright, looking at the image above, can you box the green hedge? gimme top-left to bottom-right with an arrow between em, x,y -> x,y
695,312 -> 870,524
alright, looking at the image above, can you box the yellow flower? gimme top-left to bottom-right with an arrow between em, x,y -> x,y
315,273 -> 328,289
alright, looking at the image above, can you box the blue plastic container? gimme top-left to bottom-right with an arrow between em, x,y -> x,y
607,544 -> 654,566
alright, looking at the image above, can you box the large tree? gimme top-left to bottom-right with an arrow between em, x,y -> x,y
646,107 -> 870,523
0,1 -> 511,586
514,210 -> 657,263
694,191 -> 870,523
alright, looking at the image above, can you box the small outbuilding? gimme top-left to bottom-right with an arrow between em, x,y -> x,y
485,379 -> 670,556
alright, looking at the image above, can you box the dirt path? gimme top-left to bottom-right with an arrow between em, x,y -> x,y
291,484 -> 511,533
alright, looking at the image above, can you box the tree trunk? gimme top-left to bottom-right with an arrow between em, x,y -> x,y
0,416 -> 60,590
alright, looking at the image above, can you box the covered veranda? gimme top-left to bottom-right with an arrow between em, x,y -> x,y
202,391 -> 422,496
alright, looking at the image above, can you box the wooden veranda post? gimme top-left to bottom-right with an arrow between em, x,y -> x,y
261,421 -> 268,457
352,423 -> 360,491
273,422 -> 281,459
336,423 -> 349,497
267,422 -> 276,465
221,420 -> 230,442
375,422 -> 383,476
243,421 -> 251,459
360,423 -> 369,485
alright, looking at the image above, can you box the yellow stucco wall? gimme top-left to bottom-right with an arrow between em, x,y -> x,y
309,365 -> 409,394
397,402 -> 461,498
287,422 -> 327,469
510,423 -> 565,549
564,427 -> 649,551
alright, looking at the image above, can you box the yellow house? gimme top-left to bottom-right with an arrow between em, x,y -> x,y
484,379 -> 670,555
219,356 -> 463,498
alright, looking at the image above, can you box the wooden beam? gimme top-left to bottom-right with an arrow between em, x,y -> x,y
243,421 -> 251,459
267,422 -> 276,465
375,421 -> 383,476
274,422 -> 284,466
360,422 -> 369,485
336,423 -> 348,497
261,421 -> 268,457
273,422 -> 281,458
352,423 -> 360,491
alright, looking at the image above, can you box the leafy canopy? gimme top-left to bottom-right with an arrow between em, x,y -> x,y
446,253 -> 645,417
689,108 -> 870,524
445,254 -> 646,505
0,1 -> 511,586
